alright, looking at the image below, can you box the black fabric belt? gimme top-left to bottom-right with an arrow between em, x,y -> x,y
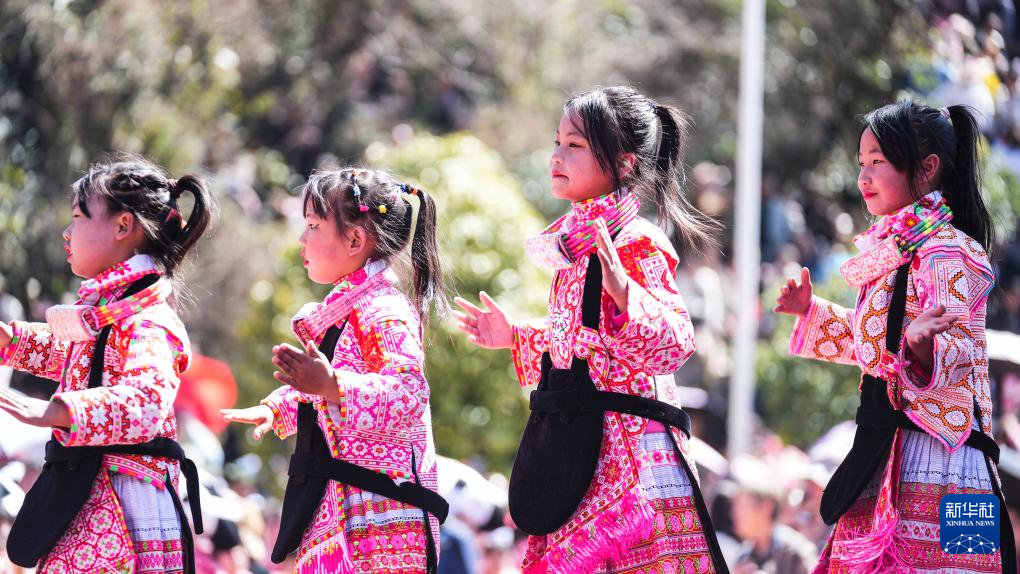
289,452 -> 449,523
855,407 -> 999,464
45,437 -> 204,534
529,389 -> 692,439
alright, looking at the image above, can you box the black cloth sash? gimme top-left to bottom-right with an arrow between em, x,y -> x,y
7,275 -> 203,572
287,452 -> 449,521
529,388 -> 692,438
272,322 -> 448,574
507,254 -> 730,573
820,261 -> 911,527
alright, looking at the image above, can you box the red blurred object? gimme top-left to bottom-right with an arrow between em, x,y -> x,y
175,354 -> 238,433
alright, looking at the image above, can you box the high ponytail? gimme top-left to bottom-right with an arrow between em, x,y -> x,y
861,101 -> 993,251
944,105 -> 993,251
564,86 -> 719,255
407,188 -> 446,326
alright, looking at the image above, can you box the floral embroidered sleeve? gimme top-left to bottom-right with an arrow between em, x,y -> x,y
788,297 -> 858,365
331,309 -> 430,432
0,321 -> 70,381
52,319 -> 187,447
511,319 -> 550,388
600,235 -> 696,376
895,245 -> 994,449
261,385 -> 305,439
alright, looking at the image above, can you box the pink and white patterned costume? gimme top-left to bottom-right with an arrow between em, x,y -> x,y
261,261 -> 440,573
789,192 -> 1002,573
513,192 -> 718,574
1,254 -> 190,573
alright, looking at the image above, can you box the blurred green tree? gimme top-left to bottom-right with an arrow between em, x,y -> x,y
755,272 -> 860,449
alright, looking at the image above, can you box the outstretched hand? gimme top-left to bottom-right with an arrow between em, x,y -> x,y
774,267 -> 813,317
453,292 -> 513,349
0,322 -> 12,348
220,405 -> 275,440
0,388 -> 70,428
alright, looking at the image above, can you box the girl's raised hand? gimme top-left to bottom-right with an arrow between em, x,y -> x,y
0,387 -> 71,428
220,405 -> 275,440
774,267 -> 813,317
594,217 -> 629,313
453,292 -> 513,349
272,341 -> 340,403
904,304 -> 960,374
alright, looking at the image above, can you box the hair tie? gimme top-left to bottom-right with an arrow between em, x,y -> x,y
939,106 -> 951,120
166,179 -> 182,203
352,178 -> 369,213
400,184 -> 421,242
164,207 -> 185,229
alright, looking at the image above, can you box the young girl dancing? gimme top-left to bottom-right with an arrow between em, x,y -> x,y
455,86 -> 729,574
0,155 -> 212,573
222,168 -> 448,573
776,102 -> 1015,573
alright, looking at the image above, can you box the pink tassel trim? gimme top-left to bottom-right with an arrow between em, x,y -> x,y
528,488 -> 655,574
834,515 -> 913,574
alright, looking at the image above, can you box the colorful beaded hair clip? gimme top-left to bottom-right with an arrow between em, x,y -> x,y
352,177 -> 369,213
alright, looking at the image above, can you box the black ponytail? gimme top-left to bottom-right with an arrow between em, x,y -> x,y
407,188 -> 446,326
861,101 -> 994,251
564,86 -> 719,254
73,154 -> 216,277
944,105 -> 993,251
301,168 -> 446,327
652,104 -> 719,252
161,175 -> 214,274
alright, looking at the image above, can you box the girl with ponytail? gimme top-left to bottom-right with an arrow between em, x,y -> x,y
776,102 -> 1013,573
453,86 -> 728,573
0,154 -> 213,572
222,168 -> 447,573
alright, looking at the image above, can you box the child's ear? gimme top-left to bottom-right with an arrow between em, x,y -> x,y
115,211 -> 139,240
921,153 -> 941,188
346,225 -> 368,256
618,152 -> 638,179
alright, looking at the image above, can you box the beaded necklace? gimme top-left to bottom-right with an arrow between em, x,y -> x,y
558,193 -> 640,262
841,192 -> 954,287
85,280 -> 173,331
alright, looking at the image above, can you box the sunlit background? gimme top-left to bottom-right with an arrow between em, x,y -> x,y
2,1 -> 1019,571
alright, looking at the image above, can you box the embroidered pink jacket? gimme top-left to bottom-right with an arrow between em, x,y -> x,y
512,194 -> 699,573
0,266 -> 188,486
0,255 -> 189,572
790,204 -> 994,452
261,265 -> 440,569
